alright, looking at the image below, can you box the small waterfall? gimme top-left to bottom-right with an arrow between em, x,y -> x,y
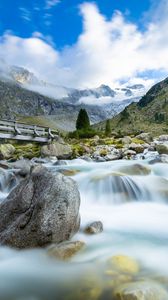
78,173 -> 152,204
69,161 -> 168,205
0,168 -> 18,201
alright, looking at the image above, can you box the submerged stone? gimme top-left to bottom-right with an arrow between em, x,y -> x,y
107,255 -> 139,274
117,164 -> 151,176
114,280 -> 168,300
47,241 -> 85,261
59,169 -> 80,176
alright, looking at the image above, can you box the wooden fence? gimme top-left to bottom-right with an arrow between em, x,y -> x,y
0,120 -> 58,143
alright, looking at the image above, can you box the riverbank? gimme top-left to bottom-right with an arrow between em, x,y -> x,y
0,132 -> 168,164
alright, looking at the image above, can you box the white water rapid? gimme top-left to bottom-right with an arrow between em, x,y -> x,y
0,158 -> 167,299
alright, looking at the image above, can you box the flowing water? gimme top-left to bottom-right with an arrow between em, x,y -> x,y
0,158 -> 168,299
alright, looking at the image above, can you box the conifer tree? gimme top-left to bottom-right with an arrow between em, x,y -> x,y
76,109 -> 90,130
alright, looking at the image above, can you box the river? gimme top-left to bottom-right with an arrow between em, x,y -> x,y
0,158 -> 167,299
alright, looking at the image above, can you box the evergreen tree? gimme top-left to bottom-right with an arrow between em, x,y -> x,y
76,109 -> 90,130
105,119 -> 111,136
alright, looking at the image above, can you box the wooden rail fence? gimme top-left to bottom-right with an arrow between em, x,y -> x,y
0,120 -> 58,143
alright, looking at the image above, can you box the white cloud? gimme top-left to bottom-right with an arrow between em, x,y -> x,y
19,7 -> 32,22
1,1 -> 168,89
45,0 -> 61,10
0,34 -> 59,77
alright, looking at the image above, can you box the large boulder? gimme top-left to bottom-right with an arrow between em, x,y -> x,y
41,141 -> 72,159
0,144 -> 15,159
114,281 -> 168,300
0,165 -> 80,248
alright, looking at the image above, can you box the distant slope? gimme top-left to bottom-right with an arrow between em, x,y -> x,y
0,78 -> 140,132
0,79 -> 76,131
94,77 -> 168,136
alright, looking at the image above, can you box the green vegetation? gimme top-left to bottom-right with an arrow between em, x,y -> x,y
68,128 -> 98,139
68,109 -> 99,139
13,142 -> 41,160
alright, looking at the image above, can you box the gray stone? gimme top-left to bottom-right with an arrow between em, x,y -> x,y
31,157 -> 50,164
80,156 -> 93,162
84,221 -> 103,234
94,156 -> 106,162
129,143 -> 144,153
105,154 -> 122,161
0,165 -> 80,248
122,136 -> 132,145
149,154 -> 168,164
123,149 -> 136,156
41,142 -> 72,159
54,160 -> 68,166
158,135 -> 168,142
10,159 -> 34,177
160,154 -> 168,163
136,132 -> 153,143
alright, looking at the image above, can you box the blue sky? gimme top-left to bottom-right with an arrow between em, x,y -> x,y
0,0 -> 152,48
0,0 -> 168,88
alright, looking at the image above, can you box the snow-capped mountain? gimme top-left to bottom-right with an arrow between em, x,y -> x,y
0,60 -> 147,130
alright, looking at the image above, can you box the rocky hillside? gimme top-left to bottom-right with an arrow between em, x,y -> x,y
94,77 -> 168,136
0,79 -> 79,131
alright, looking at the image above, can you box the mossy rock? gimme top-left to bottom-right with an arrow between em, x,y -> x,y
99,149 -> 108,156
132,138 -> 146,145
0,144 -> 16,159
14,143 -> 41,159
71,144 -> 86,158
104,138 -> 115,145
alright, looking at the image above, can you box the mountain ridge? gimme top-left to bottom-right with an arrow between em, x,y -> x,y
94,77 -> 168,136
0,61 -> 147,131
